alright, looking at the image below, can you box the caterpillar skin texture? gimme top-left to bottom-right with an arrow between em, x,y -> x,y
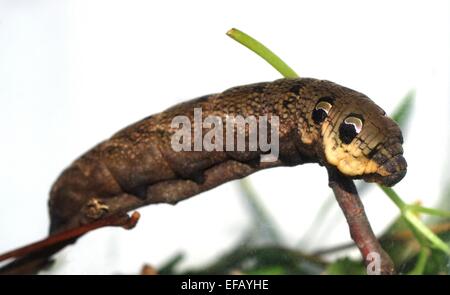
49,78 -> 406,233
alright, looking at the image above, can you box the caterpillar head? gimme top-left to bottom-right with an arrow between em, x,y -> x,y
303,79 -> 407,186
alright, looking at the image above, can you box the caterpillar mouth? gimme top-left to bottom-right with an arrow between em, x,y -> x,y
363,153 -> 407,186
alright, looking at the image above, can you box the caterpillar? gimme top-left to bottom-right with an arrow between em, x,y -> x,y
48,78 -> 406,234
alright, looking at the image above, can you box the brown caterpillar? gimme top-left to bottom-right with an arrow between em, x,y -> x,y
49,78 -> 406,234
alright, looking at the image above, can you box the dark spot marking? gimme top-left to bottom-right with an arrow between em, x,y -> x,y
312,96 -> 334,124
289,83 -> 304,94
339,122 -> 358,144
318,96 -> 335,104
282,100 -> 291,108
312,108 -> 328,124
253,85 -> 265,93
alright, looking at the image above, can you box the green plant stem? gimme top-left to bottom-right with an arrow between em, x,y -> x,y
408,247 -> 430,275
380,186 -> 450,218
406,205 -> 450,218
226,28 -> 299,78
380,186 -> 406,209
380,186 -> 450,253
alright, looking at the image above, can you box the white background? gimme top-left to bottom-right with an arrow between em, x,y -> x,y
0,0 -> 449,274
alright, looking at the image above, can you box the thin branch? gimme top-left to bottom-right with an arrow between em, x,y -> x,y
0,211 -> 140,273
327,167 -> 396,274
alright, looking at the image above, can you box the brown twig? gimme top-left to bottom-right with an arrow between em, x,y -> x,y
313,241 -> 356,256
327,167 -> 395,275
0,211 -> 140,274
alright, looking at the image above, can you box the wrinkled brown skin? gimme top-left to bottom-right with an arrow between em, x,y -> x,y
49,78 -> 407,234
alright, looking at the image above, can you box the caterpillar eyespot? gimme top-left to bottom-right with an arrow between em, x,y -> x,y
312,101 -> 333,124
339,116 -> 364,144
